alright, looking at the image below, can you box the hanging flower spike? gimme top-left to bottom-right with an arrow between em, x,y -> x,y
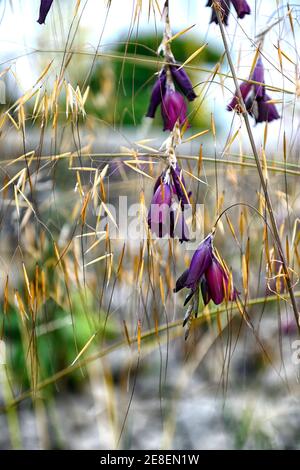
146,69 -> 167,118
206,0 -> 250,25
37,0 -> 54,24
161,86 -> 188,131
148,172 -> 172,238
170,65 -> 197,102
227,56 -> 280,124
174,233 -> 236,321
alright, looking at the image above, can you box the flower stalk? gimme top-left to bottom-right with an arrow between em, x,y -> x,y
213,2 -> 300,334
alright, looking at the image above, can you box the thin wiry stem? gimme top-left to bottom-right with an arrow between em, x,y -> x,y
213,3 -> 300,334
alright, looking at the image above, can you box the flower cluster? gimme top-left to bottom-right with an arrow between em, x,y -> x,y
206,0 -> 250,25
147,163 -> 191,243
37,0 -> 54,24
174,233 -> 236,308
146,65 -> 196,131
227,56 -> 280,123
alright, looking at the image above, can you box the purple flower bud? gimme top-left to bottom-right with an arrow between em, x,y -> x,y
252,57 -> 265,98
146,69 -> 167,119
231,0 -> 251,19
170,65 -> 197,102
37,0 -> 54,24
161,87 -> 188,131
205,258 -> 226,305
185,235 -> 213,290
170,163 -> 190,207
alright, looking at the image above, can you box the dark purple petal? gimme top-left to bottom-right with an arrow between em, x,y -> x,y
231,0 -> 251,19
247,94 -> 280,124
170,204 -> 189,243
170,163 -> 190,206
174,269 -> 189,293
207,0 -> 230,25
146,69 -> 166,118
227,81 -> 252,112
183,290 -> 195,306
37,0 -> 54,24
170,65 -> 197,102
252,57 -> 265,98
200,277 -> 211,305
185,235 -> 213,290
205,258 -> 225,305
161,87 -> 188,131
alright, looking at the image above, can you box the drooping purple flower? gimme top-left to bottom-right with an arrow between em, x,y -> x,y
146,69 -> 167,118
170,65 -> 197,102
170,162 -> 191,207
206,0 -> 250,25
227,57 -> 280,124
161,86 -> 188,131
205,258 -> 227,305
231,0 -> 251,19
174,233 -> 236,311
37,0 -> 54,24
174,234 -> 213,292
148,174 -> 172,238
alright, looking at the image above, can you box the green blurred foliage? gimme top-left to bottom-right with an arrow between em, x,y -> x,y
4,290 -> 118,391
87,34 -> 220,127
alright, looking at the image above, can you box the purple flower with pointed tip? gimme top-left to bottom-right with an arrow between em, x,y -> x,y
161,87 -> 188,131
170,65 -> 197,102
206,0 -> 250,25
227,57 -> 280,124
174,234 -> 237,312
146,69 -> 167,118
37,0 -> 54,24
